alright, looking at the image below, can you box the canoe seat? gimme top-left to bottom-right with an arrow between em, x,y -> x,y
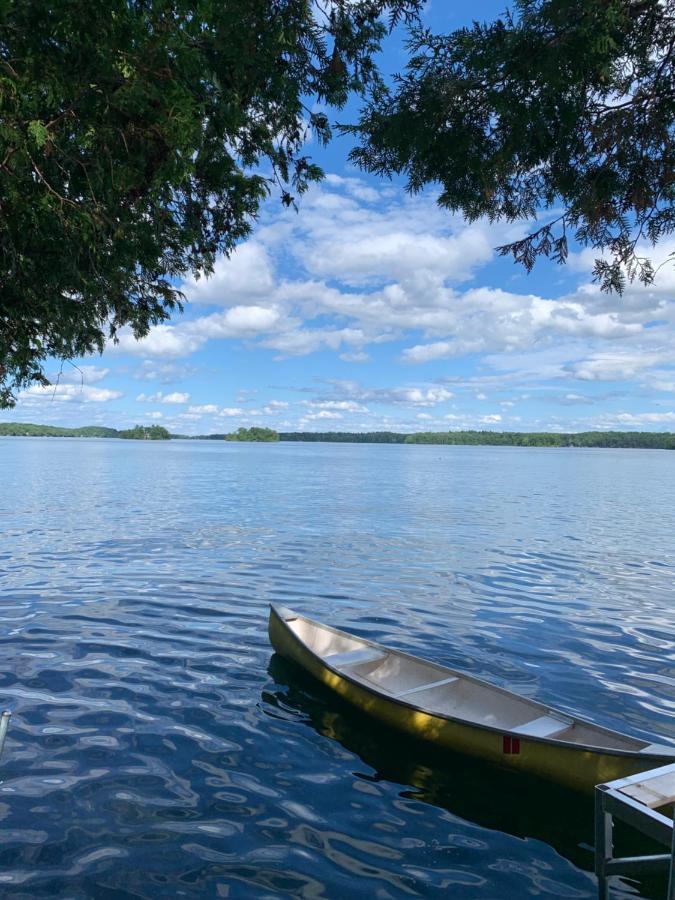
326,648 -> 386,669
396,676 -> 458,698
512,715 -> 571,738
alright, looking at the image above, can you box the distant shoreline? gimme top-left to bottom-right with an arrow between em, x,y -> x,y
2,423 -> 675,449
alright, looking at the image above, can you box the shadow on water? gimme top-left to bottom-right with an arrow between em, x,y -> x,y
263,654 -> 668,898
263,655 -> 596,867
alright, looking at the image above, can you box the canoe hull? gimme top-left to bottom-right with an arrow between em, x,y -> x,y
269,607 -> 665,793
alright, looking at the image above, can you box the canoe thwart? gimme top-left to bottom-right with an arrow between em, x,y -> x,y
396,676 -> 459,698
325,648 -> 386,669
512,714 -> 573,739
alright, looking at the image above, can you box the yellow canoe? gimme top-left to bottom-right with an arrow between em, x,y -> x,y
268,605 -> 675,793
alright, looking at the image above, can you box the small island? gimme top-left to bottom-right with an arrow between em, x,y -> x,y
119,425 -> 172,440
191,427 -> 279,442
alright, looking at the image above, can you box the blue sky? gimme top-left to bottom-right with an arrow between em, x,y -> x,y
4,2 -> 675,434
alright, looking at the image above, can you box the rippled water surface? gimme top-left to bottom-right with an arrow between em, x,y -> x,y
1,438 -> 674,898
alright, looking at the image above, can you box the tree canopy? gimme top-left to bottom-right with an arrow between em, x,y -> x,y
350,0 -> 675,293
227,426 -> 279,442
280,430 -> 675,448
0,0 -> 419,406
3,0 -> 674,407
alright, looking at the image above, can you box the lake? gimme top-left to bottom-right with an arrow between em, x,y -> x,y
1,438 -> 674,898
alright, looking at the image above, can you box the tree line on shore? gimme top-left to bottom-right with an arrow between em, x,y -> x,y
0,423 -> 278,441
4,424 -> 675,449
279,431 -> 675,449
0,422 -> 172,440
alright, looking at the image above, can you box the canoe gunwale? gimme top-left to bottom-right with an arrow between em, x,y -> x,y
270,604 -> 675,762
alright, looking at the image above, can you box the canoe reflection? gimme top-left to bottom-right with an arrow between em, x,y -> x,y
264,654 -> 597,871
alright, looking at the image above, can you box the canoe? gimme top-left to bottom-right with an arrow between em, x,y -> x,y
268,605 -> 675,793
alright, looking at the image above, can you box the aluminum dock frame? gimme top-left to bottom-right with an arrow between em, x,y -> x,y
595,762 -> 675,899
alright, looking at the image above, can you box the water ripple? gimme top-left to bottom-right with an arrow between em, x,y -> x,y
0,439 -> 673,897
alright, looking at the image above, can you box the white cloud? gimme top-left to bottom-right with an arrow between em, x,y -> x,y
339,351 -> 370,363
399,288 -> 643,364
648,377 -> 675,393
49,365 -> 110,385
218,407 -> 245,417
570,352 -> 668,382
20,384 -> 122,403
262,326 -> 368,358
116,325 -> 204,359
594,411 -> 675,428
134,361 -> 197,383
616,411 -> 675,424
182,242 -> 274,305
303,400 -> 369,413
304,410 -> 343,420
137,391 -> 190,404
115,305 -> 283,359
188,404 -> 218,415
96,172 -> 675,428
308,380 -> 454,409
261,401 -> 289,414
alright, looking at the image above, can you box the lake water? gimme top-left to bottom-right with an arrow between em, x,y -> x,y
1,438 -> 674,898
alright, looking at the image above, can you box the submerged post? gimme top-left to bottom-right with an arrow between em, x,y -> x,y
0,711 -> 10,762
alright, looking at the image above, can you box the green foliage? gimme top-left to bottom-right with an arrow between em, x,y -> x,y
0,422 -> 118,437
0,0 -> 421,406
226,427 -> 278,442
177,426 -> 278,441
3,423 -> 674,449
118,425 -> 171,440
282,430 -> 675,449
349,0 -> 675,291
0,421 -> 169,438
403,431 -> 675,449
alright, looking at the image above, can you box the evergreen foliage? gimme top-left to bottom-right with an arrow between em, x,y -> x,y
0,0 -> 420,406
118,425 -> 171,440
186,427 -> 278,440
2,424 -> 675,448
280,430 -> 675,449
350,0 -> 675,293
0,422 -> 118,437
226,427 -> 279,442
0,422 -> 169,439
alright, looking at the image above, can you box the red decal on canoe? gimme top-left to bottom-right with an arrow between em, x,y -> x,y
502,735 -> 520,755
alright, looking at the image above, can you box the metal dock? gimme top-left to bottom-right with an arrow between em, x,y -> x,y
595,762 -> 675,899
